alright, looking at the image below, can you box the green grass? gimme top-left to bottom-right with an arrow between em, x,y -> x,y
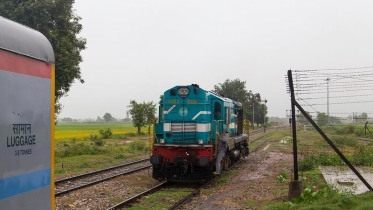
265,125 -> 373,210
54,124 -> 152,178
267,190 -> 373,210
54,137 -> 151,176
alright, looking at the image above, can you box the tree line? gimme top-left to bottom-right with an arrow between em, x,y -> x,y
127,79 -> 267,133
296,112 -> 369,126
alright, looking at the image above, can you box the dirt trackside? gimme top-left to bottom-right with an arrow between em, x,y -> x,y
181,138 -> 295,210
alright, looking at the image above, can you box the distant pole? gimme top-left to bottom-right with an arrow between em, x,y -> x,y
263,99 -> 267,133
326,77 -> 330,125
252,104 -> 255,130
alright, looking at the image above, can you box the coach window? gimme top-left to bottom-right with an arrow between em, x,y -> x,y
214,102 -> 221,120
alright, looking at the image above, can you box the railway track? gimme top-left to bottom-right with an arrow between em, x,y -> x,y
358,137 -> 373,144
167,157 -> 248,210
55,129 -> 280,208
55,129 -> 263,199
55,158 -> 151,196
107,158 -> 247,210
105,181 -> 168,210
107,130 -> 274,209
248,125 -> 285,139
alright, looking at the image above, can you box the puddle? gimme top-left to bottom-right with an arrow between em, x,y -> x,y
319,166 -> 373,194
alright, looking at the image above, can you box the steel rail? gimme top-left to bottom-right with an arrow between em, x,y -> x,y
55,165 -> 151,196
55,158 -> 149,184
168,157 -> 246,210
106,182 -> 168,210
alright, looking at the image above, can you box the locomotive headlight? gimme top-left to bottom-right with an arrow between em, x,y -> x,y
198,139 -> 204,144
150,155 -> 163,166
178,87 -> 189,98
198,156 -> 209,167
160,139 -> 165,144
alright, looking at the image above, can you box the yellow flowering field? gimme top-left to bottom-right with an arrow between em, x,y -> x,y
55,124 -> 138,141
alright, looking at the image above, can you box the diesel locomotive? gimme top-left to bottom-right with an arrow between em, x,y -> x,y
150,84 -> 249,182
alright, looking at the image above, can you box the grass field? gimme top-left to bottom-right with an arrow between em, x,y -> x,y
55,123 -> 138,141
54,123 -> 151,177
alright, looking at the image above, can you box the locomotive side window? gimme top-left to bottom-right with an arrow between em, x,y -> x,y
214,102 -> 221,120
170,89 -> 176,96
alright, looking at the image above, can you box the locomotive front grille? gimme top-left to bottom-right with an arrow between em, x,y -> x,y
171,122 -> 196,143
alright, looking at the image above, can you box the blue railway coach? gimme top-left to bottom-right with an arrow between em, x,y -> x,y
150,84 -> 249,182
0,16 -> 55,209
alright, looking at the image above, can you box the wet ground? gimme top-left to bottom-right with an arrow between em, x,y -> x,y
320,166 -> 373,194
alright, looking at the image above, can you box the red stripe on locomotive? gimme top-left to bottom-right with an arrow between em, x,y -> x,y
152,145 -> 214,163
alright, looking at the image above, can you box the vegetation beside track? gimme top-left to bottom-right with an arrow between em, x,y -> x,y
248,126 -> 373,209
54,124 -> 151,178
54,123 -> 373,209
182,126 -> 373,210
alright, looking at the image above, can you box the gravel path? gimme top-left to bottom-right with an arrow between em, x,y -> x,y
56,169 -> 161,209
181,140 -> 295,210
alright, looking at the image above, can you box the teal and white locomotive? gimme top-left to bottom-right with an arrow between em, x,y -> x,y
150,84 -> 249,182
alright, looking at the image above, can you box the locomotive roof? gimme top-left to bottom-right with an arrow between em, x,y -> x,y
0,16 -> 55,63
165,84 -> 236,102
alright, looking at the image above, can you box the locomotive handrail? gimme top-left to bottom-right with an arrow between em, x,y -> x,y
211,119 -> 225,157
212,120 -> 218,157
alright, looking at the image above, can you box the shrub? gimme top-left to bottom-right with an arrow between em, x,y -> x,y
55,143 -> 108,157
331,136 -> 359,147
352,145 -> 373,166
128,141 -> 148,151
93,138 -> 105,146
345,125 -> 355,134
299,154 -> 319,171
275,170 -> 288,183
331,136 -> 358,147
335,125 -> 355,135
90,133 -> 98,141
99,128 -> 113,139
89,133 -> 106,146
125,132 -> 137,137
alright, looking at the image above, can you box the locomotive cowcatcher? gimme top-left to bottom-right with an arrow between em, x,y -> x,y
150,84 -> 249,182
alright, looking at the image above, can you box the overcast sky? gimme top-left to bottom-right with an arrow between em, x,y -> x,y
59,0 -> 373,120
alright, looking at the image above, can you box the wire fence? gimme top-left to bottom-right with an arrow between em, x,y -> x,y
285,66 -> 373,126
